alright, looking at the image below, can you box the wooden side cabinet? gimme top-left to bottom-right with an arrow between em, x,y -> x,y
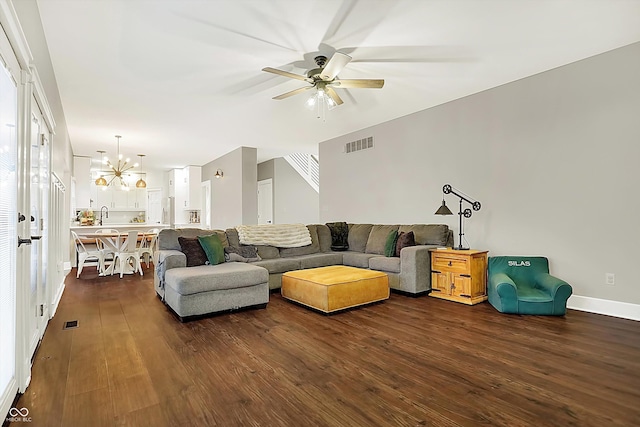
430,249 -> 488,305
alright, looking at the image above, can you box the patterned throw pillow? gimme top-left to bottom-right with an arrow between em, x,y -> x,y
178,236 -> 208,267
224,245 -> 261,262
395,231 -> 416,257
326,221 -> 349,251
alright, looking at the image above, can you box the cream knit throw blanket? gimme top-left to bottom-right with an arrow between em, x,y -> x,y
236,224 -> 312,248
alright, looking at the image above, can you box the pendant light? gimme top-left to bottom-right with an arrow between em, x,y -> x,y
95,150 -> 108,186
135,154 -> 147,188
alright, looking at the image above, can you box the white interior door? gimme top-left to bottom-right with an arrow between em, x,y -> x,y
257,179 -> 273,224
146,189 -> 162,224
201,180 -> 211,229
28,107 -> 48,356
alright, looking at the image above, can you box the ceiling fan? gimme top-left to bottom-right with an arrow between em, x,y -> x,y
262,52 -> 384,106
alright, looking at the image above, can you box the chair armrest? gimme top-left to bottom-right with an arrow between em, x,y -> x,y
534,273 -> 570,296
488,272 -> 518,313
534,273 -> 572,315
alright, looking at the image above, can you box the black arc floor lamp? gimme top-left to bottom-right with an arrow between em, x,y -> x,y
435,184 -> 481,250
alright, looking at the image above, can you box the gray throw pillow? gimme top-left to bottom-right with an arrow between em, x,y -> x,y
225,245 -> 261,260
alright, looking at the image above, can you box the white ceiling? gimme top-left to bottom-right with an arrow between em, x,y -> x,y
36,0 -> 640,171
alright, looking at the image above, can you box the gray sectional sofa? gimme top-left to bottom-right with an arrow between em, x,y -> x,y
154,223 -> 453,320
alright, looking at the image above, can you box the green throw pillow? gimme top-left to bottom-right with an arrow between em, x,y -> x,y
384,230 -> 399,257
198,234 -> 225,265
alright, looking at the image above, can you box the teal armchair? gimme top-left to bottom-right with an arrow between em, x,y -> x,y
488,256 -> 572,315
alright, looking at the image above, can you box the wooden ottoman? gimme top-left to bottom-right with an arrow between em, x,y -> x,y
281,266 -> 389,313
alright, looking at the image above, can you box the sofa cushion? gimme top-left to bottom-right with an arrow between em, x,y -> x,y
326,222 -> 349,251
225,228 -> 240,248
291,253 -> 344,269
198,234 -> 225,265
395,231 -> 416,257
178,236 -> 208,267
226,228 -> 279,259
365,225 -> 399,255
342,251 -> 383,269
160,228 -> 228,251
255,245 -> 280,259
251,258 -> 301,274
347,224 -> 373,253
398,224 -> 449,246
165,263 -> 268,295
315,224 -> 333,253
279,225 -> 320,257
369,256 -> 401,274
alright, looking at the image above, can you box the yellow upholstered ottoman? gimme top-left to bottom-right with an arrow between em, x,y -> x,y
281,266 -> 389,313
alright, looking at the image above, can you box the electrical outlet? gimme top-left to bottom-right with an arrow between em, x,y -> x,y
606,273 -> 615,286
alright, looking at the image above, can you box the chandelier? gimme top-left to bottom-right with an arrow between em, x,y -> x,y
95,135 -> 145,189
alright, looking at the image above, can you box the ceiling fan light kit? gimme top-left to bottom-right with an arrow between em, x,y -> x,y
263,52 -> 384,119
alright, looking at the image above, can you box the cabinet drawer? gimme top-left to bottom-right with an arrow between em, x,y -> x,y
432,254 -> 470,273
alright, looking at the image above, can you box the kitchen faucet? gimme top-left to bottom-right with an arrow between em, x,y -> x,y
99,205 -> 109,226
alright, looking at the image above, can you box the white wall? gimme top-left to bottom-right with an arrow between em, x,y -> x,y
273,158 -> 319,224
320,42 -> 640,305
202,146 -> 257,230
258,158 -> 319,224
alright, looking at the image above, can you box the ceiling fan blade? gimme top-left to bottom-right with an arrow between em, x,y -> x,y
272,86 -> 313,100
262,67 -> 310,82
320,52 -> 352,80
332,79 -> 384,89
325,87 -> 344,106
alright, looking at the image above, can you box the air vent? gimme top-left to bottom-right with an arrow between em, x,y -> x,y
63,320 -> 79,330
345,136 -> 374,154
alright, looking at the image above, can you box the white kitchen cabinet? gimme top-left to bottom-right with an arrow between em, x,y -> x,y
111,187 -> 129,209
92,185 -> 147,210
73,156 -> 92,209
183,166 -> 201,210
128,188 -> 147,210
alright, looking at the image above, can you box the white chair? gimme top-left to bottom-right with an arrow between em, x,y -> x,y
115,230 -> 144,278
138,228 -> 159,268
95,228 -> 119,275
72,231 -> 104,278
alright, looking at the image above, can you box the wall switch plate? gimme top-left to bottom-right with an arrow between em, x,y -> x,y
606,273 -> 615,286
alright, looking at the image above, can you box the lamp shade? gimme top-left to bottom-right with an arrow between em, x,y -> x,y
435,200 -> 453,215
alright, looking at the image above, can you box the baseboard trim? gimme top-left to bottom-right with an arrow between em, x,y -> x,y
63,261 -> 72,274
50,281 -> 65,318
1,379 -> 18,426
567,295 -> 640,321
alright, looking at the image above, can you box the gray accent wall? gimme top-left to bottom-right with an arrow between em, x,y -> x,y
258,157 -> 319,224
319,42 -> 640,305
202,146 -> 257,230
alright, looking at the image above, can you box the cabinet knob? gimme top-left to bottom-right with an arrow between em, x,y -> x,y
448,261 -> 452,266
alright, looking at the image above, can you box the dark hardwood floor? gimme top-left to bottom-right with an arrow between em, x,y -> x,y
10,264 -> 640,426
